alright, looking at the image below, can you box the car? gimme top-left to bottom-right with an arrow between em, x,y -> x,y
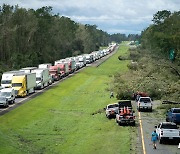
155,122 -> 180,144
137,97 -> 152,112
0,88 -> 15,104
105,103 -> 119,119
166,108 -> 180,123
0,96 -> 9,107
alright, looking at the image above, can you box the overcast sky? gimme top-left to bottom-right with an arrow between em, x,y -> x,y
0,0 -> 179,35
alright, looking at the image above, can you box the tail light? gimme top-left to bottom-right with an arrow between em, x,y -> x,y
161,131 -> 163,136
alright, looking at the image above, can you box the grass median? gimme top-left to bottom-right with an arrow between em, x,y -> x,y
0,42 -> 133,154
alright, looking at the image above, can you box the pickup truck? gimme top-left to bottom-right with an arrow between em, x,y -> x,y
137,97 -> 152,112
155,122 -> 180,144
105,103 -> 119,119
166,108 -> 180,123
115,100 -> 135,126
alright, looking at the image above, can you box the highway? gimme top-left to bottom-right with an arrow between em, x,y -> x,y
136,100 -> 180,154
0,46 -> 119,116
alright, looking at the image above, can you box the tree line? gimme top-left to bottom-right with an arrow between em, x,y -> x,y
141,10 -> 180,64
0,4 -> 138,73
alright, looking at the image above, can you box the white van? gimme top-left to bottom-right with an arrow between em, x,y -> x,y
0,88 -> 15,104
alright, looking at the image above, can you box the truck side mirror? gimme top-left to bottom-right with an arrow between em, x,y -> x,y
154,125 -> 157,128
104,107 -> 106,110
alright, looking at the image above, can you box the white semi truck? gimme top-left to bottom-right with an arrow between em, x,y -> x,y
32,68 -> 49,89
1,71 -> 23,88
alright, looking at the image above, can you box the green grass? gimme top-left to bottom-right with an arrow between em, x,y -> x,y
0,42 -> 133,154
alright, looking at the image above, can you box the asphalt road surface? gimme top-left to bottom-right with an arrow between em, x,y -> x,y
136,100 -> 180,154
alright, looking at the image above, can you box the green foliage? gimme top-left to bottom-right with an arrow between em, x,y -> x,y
113,46 -> 180,101
141,10 -> 180,64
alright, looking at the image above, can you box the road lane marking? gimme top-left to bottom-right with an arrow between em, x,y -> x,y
138,111 -> 146,154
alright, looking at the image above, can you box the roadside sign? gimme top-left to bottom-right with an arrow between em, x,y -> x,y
169,49 -> 175,61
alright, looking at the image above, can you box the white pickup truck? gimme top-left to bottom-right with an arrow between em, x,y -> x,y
155,122 -> 180,144
137,97 -> 152,112
105,103 -> 119,119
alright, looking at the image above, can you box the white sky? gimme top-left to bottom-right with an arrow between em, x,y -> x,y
0,0 -> 179,34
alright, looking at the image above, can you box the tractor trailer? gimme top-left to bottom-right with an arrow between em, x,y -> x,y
12,73 -> 36,97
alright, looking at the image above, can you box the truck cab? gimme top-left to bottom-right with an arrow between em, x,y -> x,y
0,88 -> 15,104
12,76 -> 27,97
166,108 -> 180,124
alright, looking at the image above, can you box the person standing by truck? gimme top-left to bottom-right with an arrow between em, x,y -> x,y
151,130 -> 158,149
110,91 -> 114,98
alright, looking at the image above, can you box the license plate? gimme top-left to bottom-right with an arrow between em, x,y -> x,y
169,137 -> 173,139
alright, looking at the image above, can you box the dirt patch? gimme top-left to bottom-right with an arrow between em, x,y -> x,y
91,108 -> 105,115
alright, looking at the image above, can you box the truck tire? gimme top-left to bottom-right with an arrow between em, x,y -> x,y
5,102 -> 9,108
131,121 -> 135,126
159,138 -> 163,144
166,118 -> 169,122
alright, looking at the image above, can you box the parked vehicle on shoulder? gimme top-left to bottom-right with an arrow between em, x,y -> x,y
166,108 -> 180,124
137,97 -> 152,112
115,100 -> 135,126
0,96 -> 9,107
0,88 -> 15,104
155,122 -> 180,144
105,103 -> 119,119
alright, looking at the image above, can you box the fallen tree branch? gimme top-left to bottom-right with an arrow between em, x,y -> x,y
162,100 -> 180,104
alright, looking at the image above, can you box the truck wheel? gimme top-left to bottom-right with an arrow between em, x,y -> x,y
5,102 -> 9,108
118,122 -> 122,126
166,118 -> 169,122
159,139 -> 163,144
132,121 -> 135,126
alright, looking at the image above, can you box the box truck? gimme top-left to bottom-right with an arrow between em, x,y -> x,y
12,73 -> 36,97
31,68 -> 49,89
1,71 -> 24,88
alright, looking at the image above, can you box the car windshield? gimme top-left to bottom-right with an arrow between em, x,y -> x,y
108,104 -> 119,108
0,92 -> 11,97
161,124 -> 178,129
0,97 -> 6,101
173,109 -> 180,113
36,77 -> 42,81
12,83 -> 22,87
140,98 -> 151,102
1,80 -> 11,84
